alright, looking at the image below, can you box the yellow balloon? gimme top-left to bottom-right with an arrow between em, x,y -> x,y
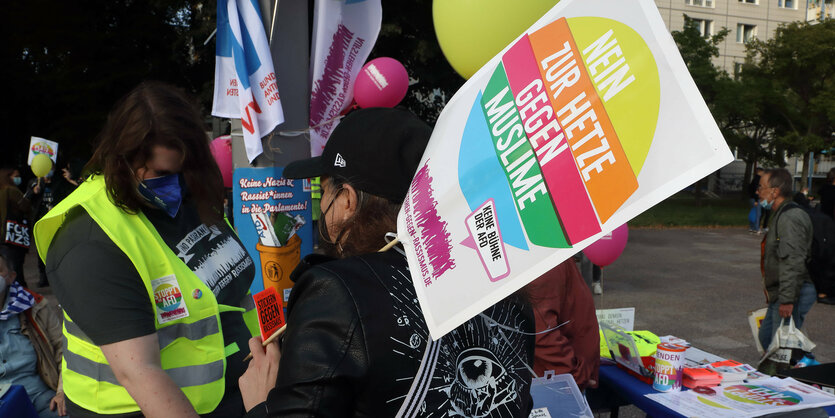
433,0 -> 559,79
31,153 -> 53,178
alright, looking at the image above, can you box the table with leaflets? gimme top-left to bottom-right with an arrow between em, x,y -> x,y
592,333 -> 835,418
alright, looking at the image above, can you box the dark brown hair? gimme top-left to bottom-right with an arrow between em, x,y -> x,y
85,81 -> 223,223
324,175 -> 401,258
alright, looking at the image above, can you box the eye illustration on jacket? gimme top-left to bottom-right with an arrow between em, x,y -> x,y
450,348 -> 517,417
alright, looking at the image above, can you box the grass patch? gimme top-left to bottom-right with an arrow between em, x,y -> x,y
630,194 -> 750,227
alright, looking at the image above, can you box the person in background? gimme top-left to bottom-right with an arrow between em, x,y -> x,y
0,246 -> 65,417
749,167 -> 763,233
10,167 -> 25,192
27,170 -> 58,287
36,81 -> 258,417
239,108 -> 536,417
1,166 -> 32,287
526,259 -> 599,390
757,168 -> 816,353
60,158 -> 87,188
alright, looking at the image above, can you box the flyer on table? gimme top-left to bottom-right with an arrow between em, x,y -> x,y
398,0 -> 735,339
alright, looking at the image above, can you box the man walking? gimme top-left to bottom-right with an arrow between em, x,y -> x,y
757,168 -> 816,352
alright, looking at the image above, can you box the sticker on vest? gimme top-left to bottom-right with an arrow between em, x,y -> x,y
152,275 -> 190,324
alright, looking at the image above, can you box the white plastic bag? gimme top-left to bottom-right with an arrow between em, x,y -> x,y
758,317 -> 815,368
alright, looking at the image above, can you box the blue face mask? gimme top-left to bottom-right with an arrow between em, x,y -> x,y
12,177 -> 21,186
760,199 -> 772,210
138,174 -> 183,218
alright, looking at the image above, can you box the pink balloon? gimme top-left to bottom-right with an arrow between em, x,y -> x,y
210,135 -> 233,188
583,224 -> 629,267
353,57 -> 409,108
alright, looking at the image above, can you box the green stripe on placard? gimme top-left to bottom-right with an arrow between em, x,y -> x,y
480,63 -> 568,248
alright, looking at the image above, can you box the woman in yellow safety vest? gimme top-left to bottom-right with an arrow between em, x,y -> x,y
35,81 -> 258,417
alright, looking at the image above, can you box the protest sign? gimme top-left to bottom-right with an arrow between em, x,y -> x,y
397,0 -> 735,339
253,286 -> 285,341
233,167 -> 312,304
27,137 -> 58,165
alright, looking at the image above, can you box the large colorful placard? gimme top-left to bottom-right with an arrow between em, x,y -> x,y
232,167 -> 313,304
398,0 -> 735,339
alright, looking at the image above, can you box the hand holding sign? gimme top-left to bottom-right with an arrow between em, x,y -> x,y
243,287 -> 287,362
239,336 -> 280,411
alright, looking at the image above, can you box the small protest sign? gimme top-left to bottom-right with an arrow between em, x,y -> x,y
253,287 -> 285,341
28,137 -> 58,165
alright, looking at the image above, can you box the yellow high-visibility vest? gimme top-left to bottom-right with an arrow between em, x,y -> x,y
35,176 -> 257,414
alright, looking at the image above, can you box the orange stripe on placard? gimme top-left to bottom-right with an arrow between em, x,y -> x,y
528,18 -> 637,223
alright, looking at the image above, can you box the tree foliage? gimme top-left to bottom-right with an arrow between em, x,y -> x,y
0,0 -> 217,165
744,19 -> 835,187
370,0 -> 465,124
672,15 -> 730,105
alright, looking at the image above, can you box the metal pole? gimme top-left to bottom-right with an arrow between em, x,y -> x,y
808,152 -> 814,191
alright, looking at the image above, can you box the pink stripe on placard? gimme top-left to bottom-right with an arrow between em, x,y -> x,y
501,35 -> 601,244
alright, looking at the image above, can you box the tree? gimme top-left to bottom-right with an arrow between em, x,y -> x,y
0,0 -> 217,166
715,62 -> 787,187
672,16 -> 732,201
745,19 -> 835,189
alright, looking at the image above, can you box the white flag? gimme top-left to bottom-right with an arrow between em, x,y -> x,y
213,0 -> 285,163
309,0 -> 382,157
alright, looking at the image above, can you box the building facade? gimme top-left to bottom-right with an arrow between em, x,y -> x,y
654,0 -> 810,74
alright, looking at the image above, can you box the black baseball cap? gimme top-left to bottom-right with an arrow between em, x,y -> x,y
284,107 -> 432,203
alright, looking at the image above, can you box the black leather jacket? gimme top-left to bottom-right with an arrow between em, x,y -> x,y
245,250 -> 535,417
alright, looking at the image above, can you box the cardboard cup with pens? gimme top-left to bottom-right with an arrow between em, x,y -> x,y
251,212 -> 305,307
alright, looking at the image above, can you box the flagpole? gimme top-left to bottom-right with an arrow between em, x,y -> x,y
269,0 -> 279,44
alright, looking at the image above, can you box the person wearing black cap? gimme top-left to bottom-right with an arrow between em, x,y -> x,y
239,108 -> 536,417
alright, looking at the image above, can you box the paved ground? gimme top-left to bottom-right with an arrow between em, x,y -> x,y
598,227 -> 834,365
22,227 -> 834,417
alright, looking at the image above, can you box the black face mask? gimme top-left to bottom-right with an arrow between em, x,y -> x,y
318,186 -> 346,257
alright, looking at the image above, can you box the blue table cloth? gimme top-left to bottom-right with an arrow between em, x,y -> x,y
0,385 -> 39,418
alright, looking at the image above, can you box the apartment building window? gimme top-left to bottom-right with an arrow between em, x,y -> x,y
737,23 -> 757,43
778,0 -> 796,8
734,62 -> 744,79
685,0 -> 714,7
738,0 -> 758,4
691,18 -> 714,37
